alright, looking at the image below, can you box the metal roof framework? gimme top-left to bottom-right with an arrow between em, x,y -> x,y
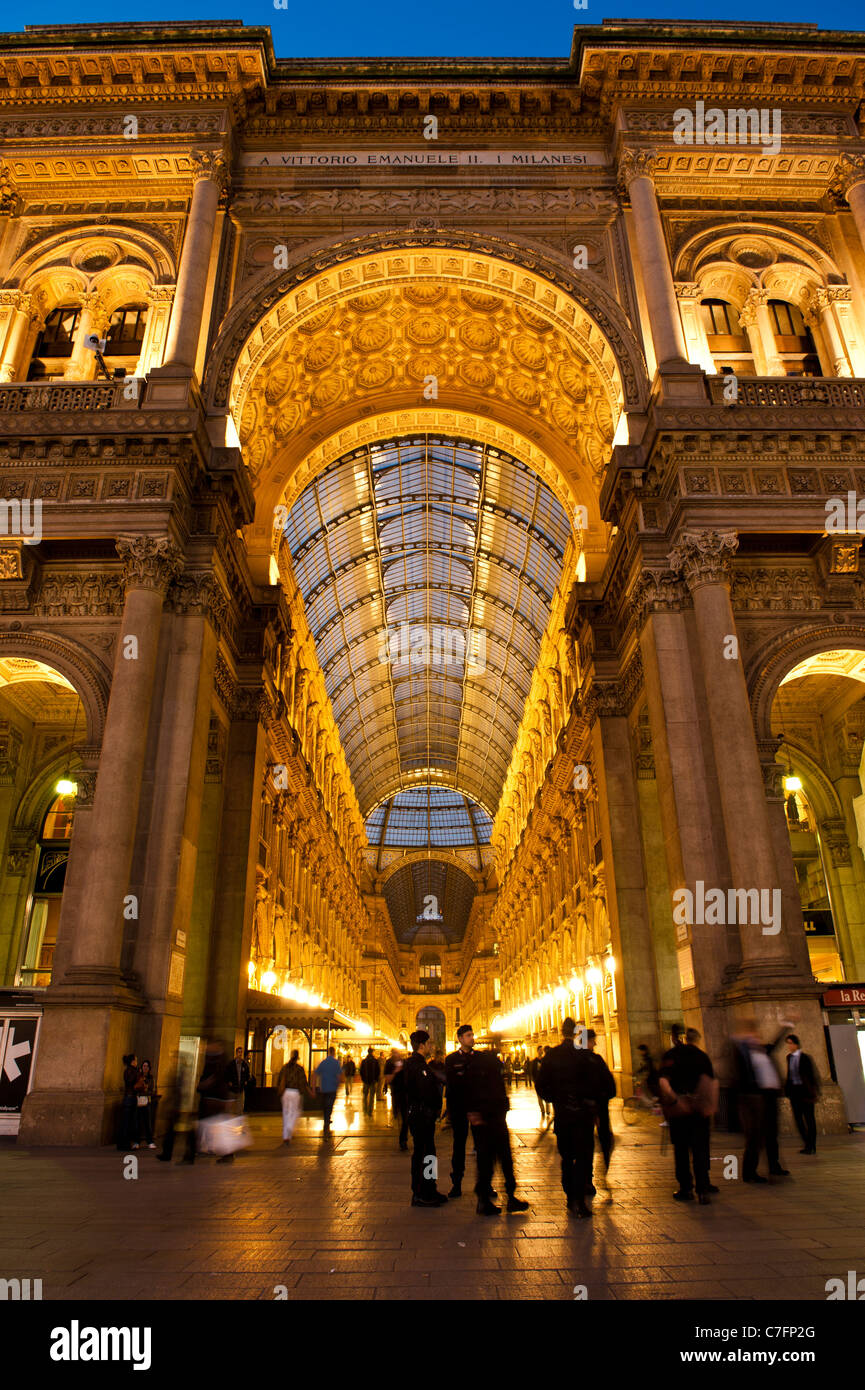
283,434 -> 570,824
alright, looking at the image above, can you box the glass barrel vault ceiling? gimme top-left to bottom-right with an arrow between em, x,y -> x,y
282,435 -> 571,828
383,860 -> 478,946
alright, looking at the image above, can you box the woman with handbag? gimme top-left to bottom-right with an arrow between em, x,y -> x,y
276,1049 -> 310,1145
657,1025 -> 719,1205
135,1059 -> 157,1150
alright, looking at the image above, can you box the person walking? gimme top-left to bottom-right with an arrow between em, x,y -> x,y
225,1047 -> 250,1115
385,1050 -> 409,1150
276,1049 -> 310,1145
784,1034 -> 820,1154
538,1019 -> 603,1218
444,1024 -> 475,1198
315,1046 -> 343,1138
342,1052 -> 356,1100
466,1045 -> 530,1216
731,1018 -> 793,1183
360,1047 -> 380,1116
117,1053 -> 140,1151
196,1045 -> 236,1164
404,1029 -> 448,1207
135,1059 -> 157,1150
585,1031 -> 617,1192
376,1051 -> 387,1103
657,1025 -> 718,1204
531,1045 -> 550,1122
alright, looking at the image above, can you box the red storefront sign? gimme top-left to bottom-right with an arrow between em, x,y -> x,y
822,985 -> 865,1007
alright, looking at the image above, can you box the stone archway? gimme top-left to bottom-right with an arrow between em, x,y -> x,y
415,1004 -> 446,1053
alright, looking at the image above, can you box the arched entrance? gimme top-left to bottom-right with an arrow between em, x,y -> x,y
416,1005 -> 446,1053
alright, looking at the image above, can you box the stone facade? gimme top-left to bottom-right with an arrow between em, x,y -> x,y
0,20 -> 863,1140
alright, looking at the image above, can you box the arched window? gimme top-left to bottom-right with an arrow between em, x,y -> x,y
104,303 -> 148,361
15,793 -> 76,988
700,298 -> 755,376
26,305 -> 80,381
767,299 -> 822,377
419,953 -> 442,990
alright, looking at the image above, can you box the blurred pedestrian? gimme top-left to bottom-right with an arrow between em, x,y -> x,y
531,1045 -> 551,1122
276,1049 -> 310,1144
342,1052 -> 356,1100
360,1047 -> 380,1116
135,1059 -> 157,1150
585,1030 -> 617,1191
376,1051 -> 387,1102
117,1053 -> 139,1151
444,1024 -> 474,1198
385,1049 -> 409,1150
784,1034 -> 820,1154
315,1047 -> 343,1137
225,1046 -> 250,1115
731,1017 -> 793,1183
196,1045 -> 237,1164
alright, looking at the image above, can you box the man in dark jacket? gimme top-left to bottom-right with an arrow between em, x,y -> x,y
225,1047 -> 250,1114
444,1023 -> 475,1198
784,1034 -> 820,1154
538,1018 -> 602,1218
465,1045 -> 530,1216
659,1025 -> 715,1203
384,1050 -> 409,1150
359,1047 -> 380,1117
585,1030 -> 617,1192
404,1029 -> 448,1207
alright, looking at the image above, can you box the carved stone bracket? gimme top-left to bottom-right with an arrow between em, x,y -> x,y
629,568 -> 687,628
820,817 -> 852,867
116,535 -> 184,596
168,571 -> 231,631
756,735 -> 785,802
668,530 -> 739,591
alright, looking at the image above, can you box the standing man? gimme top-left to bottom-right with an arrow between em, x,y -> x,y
444,1024 -> 475,1198
784,1034 -> 820,1154
342,1052 -> 357,1101
360,1046 -> 380,1117
658,1025 -> 717,1204
531,1045 -> 550,1122
585,1030 -> 617,1191
225,1047 -> 250,1115
404,1029 -> 448,1207
376,1051 -> 387,1103
314,1046 -> 343,1139
538,1019 -> 601,1219
466,1045 -> 530,1216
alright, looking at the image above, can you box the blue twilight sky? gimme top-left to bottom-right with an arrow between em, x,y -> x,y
1,2 -> 864,59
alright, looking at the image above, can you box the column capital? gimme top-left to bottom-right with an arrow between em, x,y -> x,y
629,567 -> 688,628
674,280 -> 703,299
668,529 -> 739,590
116,534 -> 184,595
737,289 -> 768,329
79,290 -> 111,336
832,152 -> 865,201
617,147 -> 658,192
166,570 -> 230,630
145,284 -> 176,307
0,288 -> 32,314
0,162 -> 21,216
189,147 -> 230,192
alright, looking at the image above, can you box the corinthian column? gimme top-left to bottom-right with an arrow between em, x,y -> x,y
65,535 -> 184,977
0,290 -> 33,382
618,149 -> 688,367
739,289 -> 783,376
834,154 -> 865,258
804,287 -> 852,377
162,149 -> 228,372
667,530 -> 792,974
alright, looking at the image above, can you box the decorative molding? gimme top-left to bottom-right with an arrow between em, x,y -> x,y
668,529 -> 739,591
629,568 -> 687,627
116,535 -> 184,596
168,571 -> 231,631
820,817 -> 852,867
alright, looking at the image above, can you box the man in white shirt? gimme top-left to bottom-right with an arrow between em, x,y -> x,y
731,1018 -> 794,1183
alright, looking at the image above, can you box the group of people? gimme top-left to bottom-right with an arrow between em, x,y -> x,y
116,1053 -> 157,1151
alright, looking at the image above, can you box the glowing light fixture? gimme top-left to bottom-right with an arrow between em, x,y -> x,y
586,965 -> 603,987
606,956 -> 617,975
784,775 -> 803,793
261,970 -> 277,992
56,778 -> 78,796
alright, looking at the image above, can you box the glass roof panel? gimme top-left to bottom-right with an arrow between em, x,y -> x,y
282,435 -> 569,820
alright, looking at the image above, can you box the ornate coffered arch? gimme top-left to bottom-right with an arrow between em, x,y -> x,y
0,631 -> 109,747
749,621 -> 865,741
204,229 -> 647,420
674,221 -> 847,310
6,225 -> 176,305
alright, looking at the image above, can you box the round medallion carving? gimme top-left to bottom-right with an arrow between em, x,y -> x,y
458,359 -> 495,390
406,354 -> 446,382
264,362 -> 294,404
310,377 -> 344,410
460,319 -> 499,352
516,304 -> 554,334
298,306 -> 335,334
357,360 -> 394,390
274,402 -> 301,437
405,283 -> 447,305
461,289 -> 503,313
558,361 -> 589,402
304,337 -> 340,372
507,373 -> 541,407
348,289 -> 391,313
511,335 -> 546,372
407,314 -> 446,345
594,396 -> 614,439
550,398 -> 579,435
352,320 -> 392,354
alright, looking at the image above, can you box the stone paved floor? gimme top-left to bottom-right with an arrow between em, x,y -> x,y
1,1086 -> 862,1301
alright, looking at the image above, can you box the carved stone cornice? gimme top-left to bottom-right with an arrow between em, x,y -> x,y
629,568 -> 687,628
232,686 -> 274,725
820,818 -> 852,867
145,285 -> 176,307
116,536 -> 184,596
0,162 -> 20,217
674,281 -> 703,300
756,736 -> 785,802
832,153 -> 865,201
213,650 -> 236,712
582,680 -> 626,724
668,530 -> 739,592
